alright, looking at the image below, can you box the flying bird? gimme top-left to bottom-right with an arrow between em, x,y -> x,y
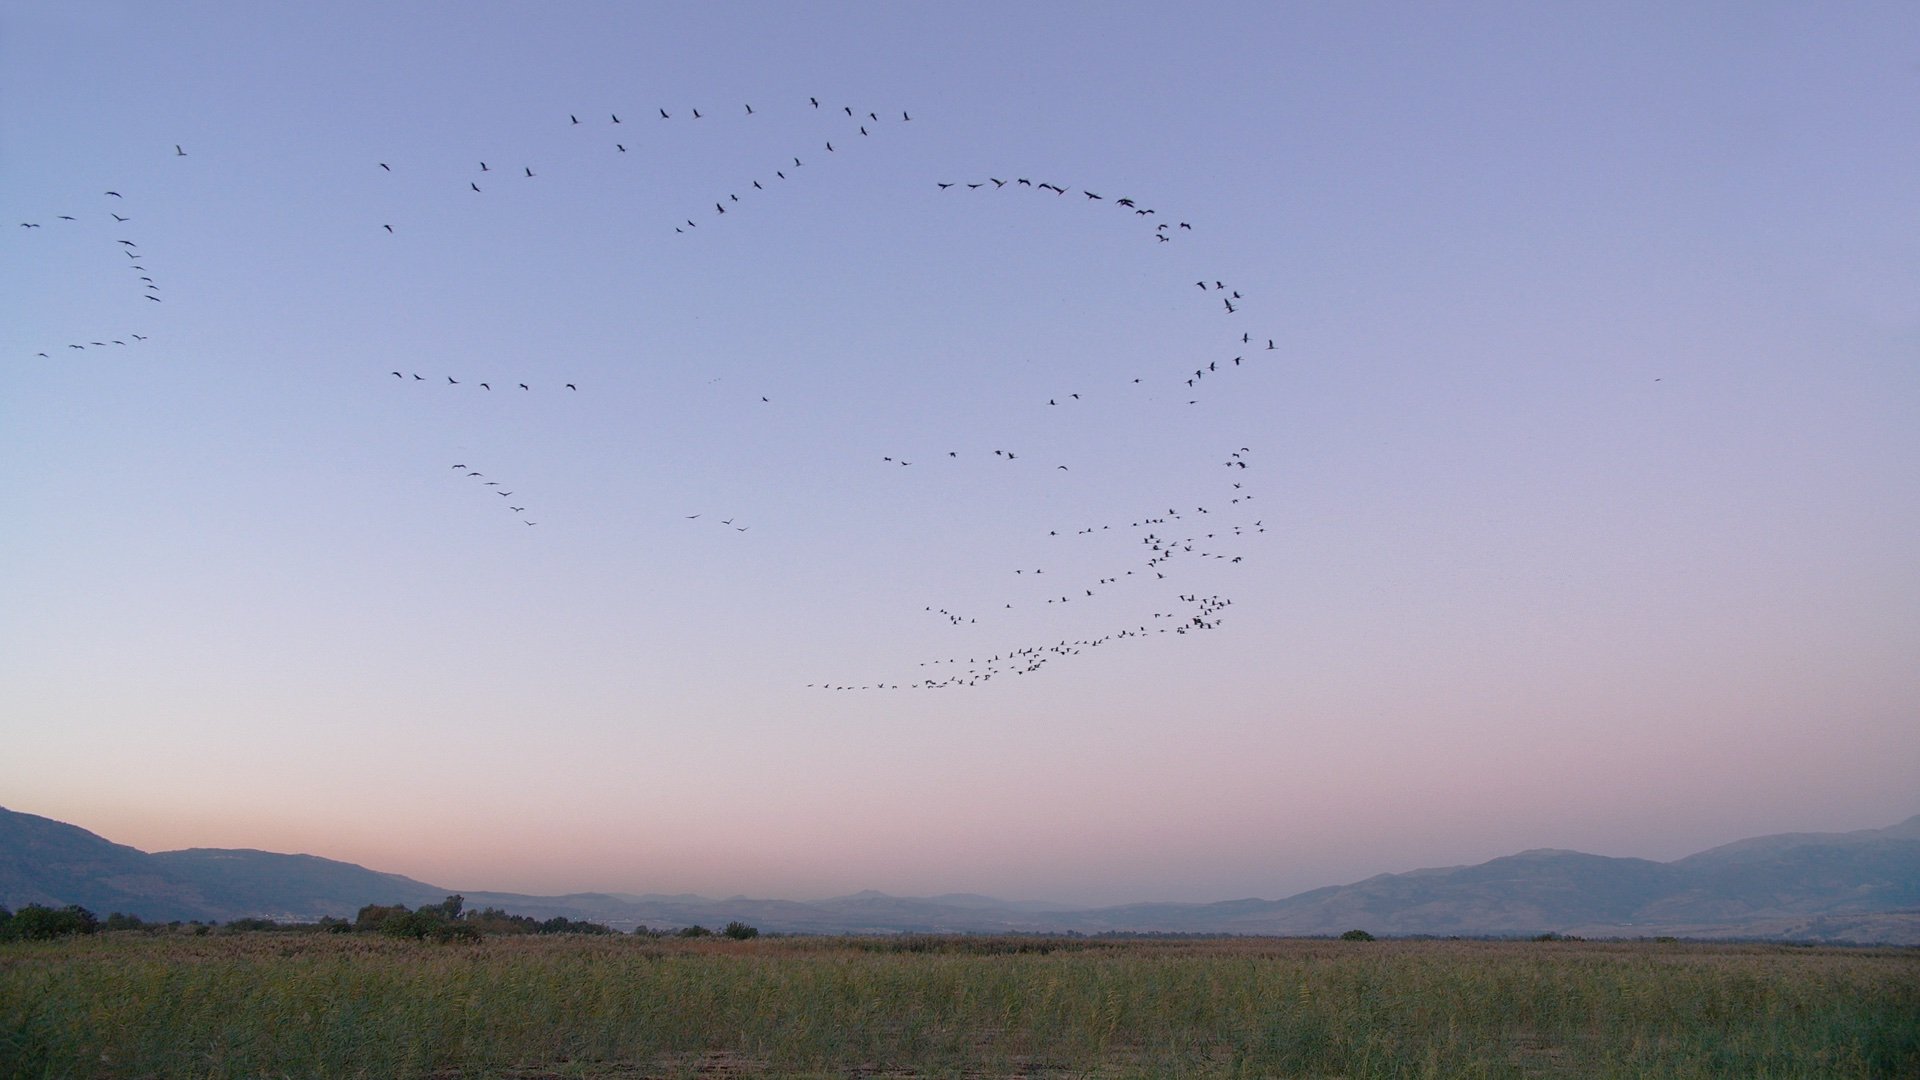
175,145 -> 186,156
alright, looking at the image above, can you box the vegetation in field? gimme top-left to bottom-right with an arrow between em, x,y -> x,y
4,932 -> 1916,1078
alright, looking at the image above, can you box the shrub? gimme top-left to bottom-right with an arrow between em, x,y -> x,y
677,924 -> 713,938
2,905 -> 100,941
537,916 -> 614,935
1339,929 -> 1375,941
722,921 -> 759,940
353,904 -> 412,933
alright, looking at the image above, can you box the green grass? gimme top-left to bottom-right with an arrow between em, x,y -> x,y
3,933 -> 1915,1077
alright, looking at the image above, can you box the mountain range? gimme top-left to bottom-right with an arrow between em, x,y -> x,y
4,806 -> 1916,943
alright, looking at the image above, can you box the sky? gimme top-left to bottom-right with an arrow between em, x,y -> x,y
3,1 -> 1916,907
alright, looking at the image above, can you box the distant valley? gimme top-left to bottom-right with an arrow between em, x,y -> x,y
4,806 -> 1916,943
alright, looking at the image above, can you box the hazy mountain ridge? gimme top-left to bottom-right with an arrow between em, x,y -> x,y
4,806 -> 1916,942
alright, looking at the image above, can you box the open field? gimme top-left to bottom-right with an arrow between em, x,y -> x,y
3,933 -> 1916,1078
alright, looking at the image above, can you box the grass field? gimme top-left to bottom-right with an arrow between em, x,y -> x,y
3,933 -> 1915,1078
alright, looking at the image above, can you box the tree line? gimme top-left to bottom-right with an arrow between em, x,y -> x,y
0,897 -> 759,943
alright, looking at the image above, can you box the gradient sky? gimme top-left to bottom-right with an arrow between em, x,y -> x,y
4,1 -> 1916,906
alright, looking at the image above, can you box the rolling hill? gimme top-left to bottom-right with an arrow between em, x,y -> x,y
4,806 -> 1915,941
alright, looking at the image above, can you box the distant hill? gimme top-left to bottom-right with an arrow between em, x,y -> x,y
147,849 -> 449,920
3,805 -> 1916,942
0,809 -> 448,922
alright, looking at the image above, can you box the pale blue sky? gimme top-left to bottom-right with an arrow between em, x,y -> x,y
3,1 -> 1916,904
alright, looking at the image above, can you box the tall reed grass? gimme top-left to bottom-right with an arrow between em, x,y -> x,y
3,934 -> 1914,1077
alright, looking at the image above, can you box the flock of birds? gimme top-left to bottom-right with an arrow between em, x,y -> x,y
825,444 -> 1266,691
933,173 -> 1197,247
13,95 -> 1283,693
19,189 -> 168,358
449,464 -> 538,527
362,97 -> 912,238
